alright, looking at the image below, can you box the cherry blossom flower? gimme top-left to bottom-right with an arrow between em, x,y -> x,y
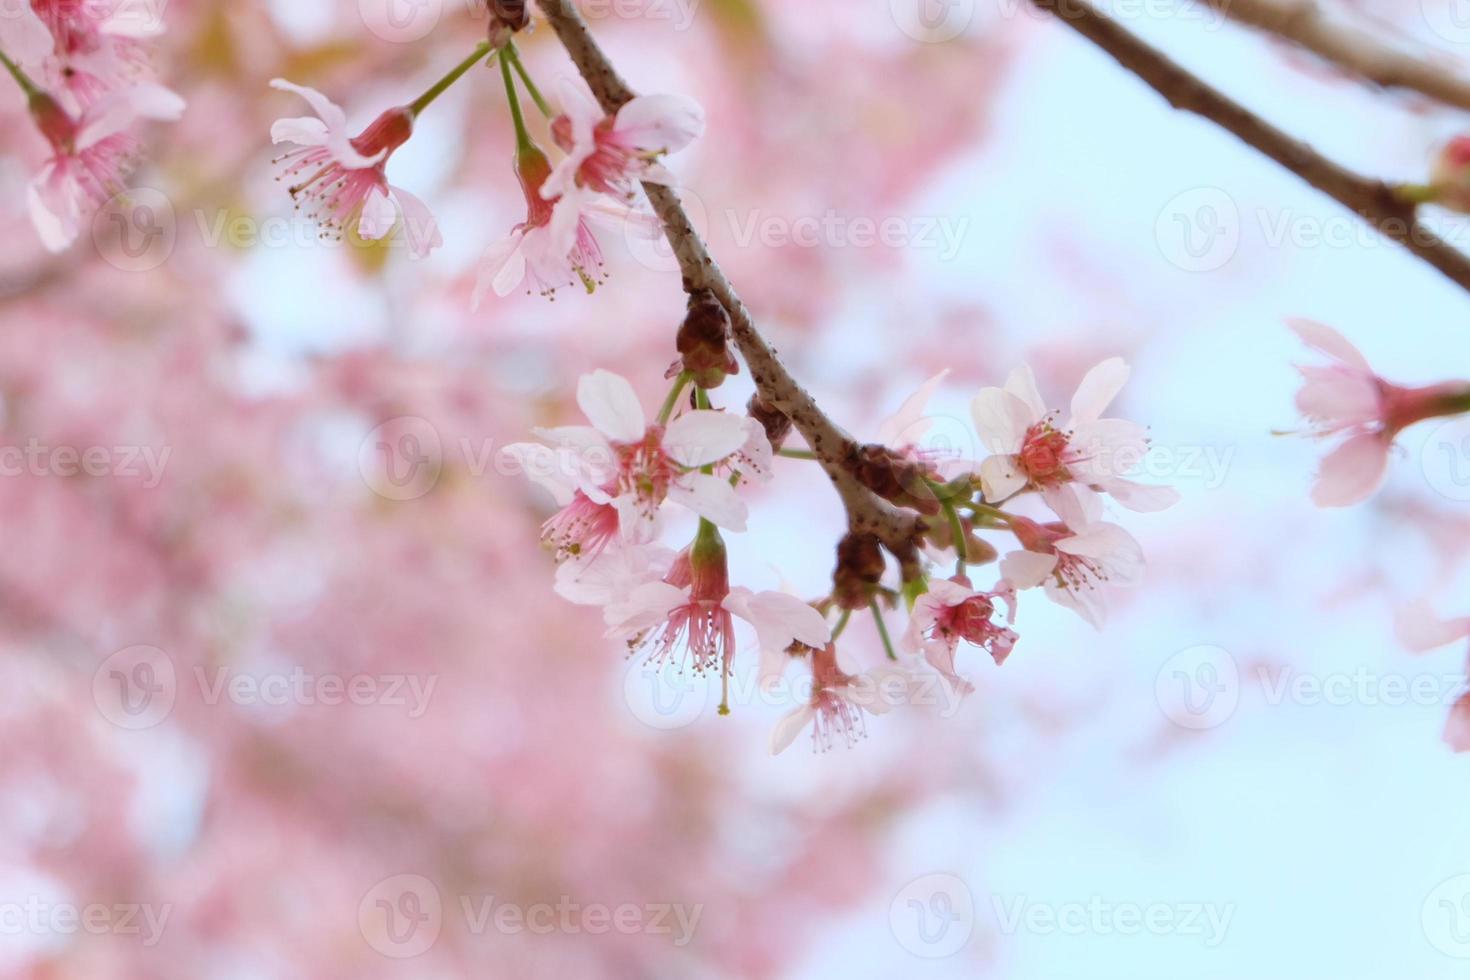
769,644 -> 908,754
28,0 -> 169,106
0,3 -> 56,74
507,370 -> 759,545
999,489 -> 1143,629
606,528 -> 829,676
475,142 -> 659,302
1394,600 -> 1470,752
1394,599 -> 1470,655
554,542 -> 675,609
971,358 -> 1179,515
1290,318 -> 1470,507
269,79 -> 442,257
1432,136 -> 1470,212
26,82 -> 184,251
542,77 -> 705,201
905,576 -> 1018,693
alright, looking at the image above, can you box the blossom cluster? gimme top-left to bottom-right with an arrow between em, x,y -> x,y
511,358 -> 1179,754
266,34 -> 702,299
2,0 -> 184,250
1289,319 -> 1470,751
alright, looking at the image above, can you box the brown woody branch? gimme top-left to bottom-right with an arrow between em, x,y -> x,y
532,0 -> 922,564
1031,0 -> 1470,296
1197,0 -> 1470,113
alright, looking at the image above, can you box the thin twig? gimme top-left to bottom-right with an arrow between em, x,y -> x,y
532,0 -> 922,560
1197,0 -> 1470,112
1031,0 -> 1470,296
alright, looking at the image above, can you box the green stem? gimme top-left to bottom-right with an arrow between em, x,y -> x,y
870,600 -> 898,662
777,448 -> 818,460
507,42 -> 554,118
831,608 -> 853,641
409,42 -> 494,117
500,52 -> 532,153
1394,182 -> 1440,206
972,502 -> 1017,527
0,47 -> 38,98
657,372 -> 692,425
930,479 -> 967,576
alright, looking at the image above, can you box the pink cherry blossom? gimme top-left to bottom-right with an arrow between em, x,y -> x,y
905,575 -> 1018,693
971,358 -> 1179,515
999,488 -> 1143,629
542,77 -> 705,201
769,644 -> 908,754
1290,318 -> 1470,507
508,370 -> 760,544
26,81 -> 184,251
269,79 -> 442,257
0,3 -> 56,74
30,0 -> 166,106
606,534 -> 829,676
1393,599 -> 1470,654
1394,601 -> 1470,752
475,143 -> 659,302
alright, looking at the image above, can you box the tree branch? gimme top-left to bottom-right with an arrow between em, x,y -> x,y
531,0 -> 923,562
1197,0 -> 1470,112
1031,0 -> 1470,295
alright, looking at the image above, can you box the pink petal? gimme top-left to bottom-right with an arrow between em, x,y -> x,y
733,591 -> 831,651
1444,693 -> 1470,753
577,370 -> 647,443
663,410 -> 748,467
356,186 -> 397,241
390,185 -> 442,258
1394,600 -> 1470,653
0,5 -> 54,67
1287,317 -> 1372,372
1311,432 -> 1390,507
667,472 -> 747,531
614,93 -> 706,154
1004,363 -> 1048,419
979,454 -> 1026,502
999,551 -> 1057,590
1070,357 -> 1130,423
1102,478 -> 1180,513
473,229 -> 527,306
271,116 -> 330,146
27,163 -> 79,253
877,370 -> 949,448
971,388 -> 1034,454
770,704 -> 816,755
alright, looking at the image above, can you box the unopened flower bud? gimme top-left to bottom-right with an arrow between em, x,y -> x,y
677,288 -> 738,389
487,0 -> 531,47
852,444 -> 940,516
27,91 -> 76,152
832,531 -> 885,610
747,393 -> 792,450
1431,136 -> 1470,212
